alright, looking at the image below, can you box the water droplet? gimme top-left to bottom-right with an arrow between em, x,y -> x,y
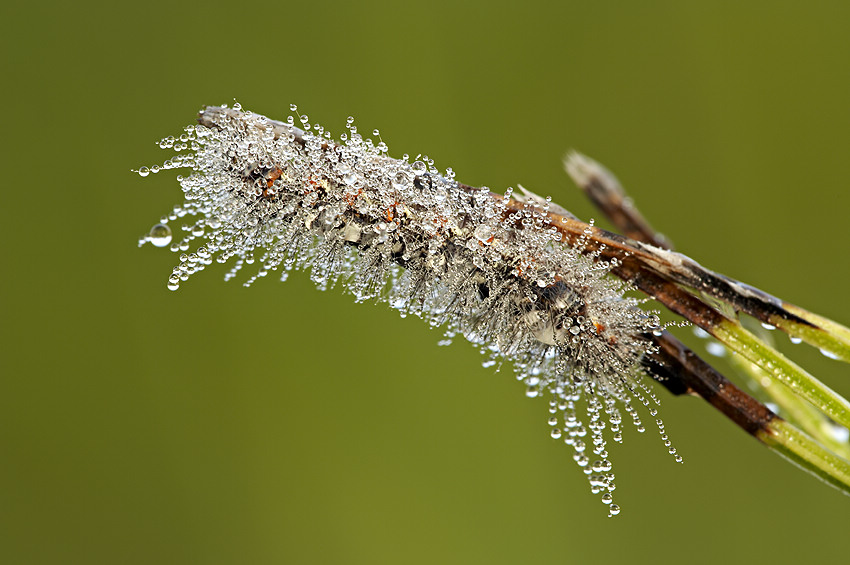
474,225 -> 493,244
289,103 -> 298,112
761,322 -> 776,330
550,428 -> 562,439
692,327 -> 710,339
789,336 -> 802,344
392,171 -> 408,190
705,342 -> 726,357
601,493 -> 613,505
820,348 -> 840,360
828,423 -> 850,443
148,223 -> 172,247
608,504 -> 621,517
137,167 -> 150,177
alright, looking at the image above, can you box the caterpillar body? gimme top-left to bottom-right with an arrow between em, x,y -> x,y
138,104 -> 673,516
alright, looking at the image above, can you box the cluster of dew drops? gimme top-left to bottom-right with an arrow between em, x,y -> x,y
136,121 -> 227,289
134,103 -> 684,516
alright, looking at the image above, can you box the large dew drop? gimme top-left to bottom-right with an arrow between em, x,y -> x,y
148,223 -> 172,247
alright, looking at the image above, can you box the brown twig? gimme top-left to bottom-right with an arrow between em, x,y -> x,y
646,331 -> 776,435
563,152 -> 827,335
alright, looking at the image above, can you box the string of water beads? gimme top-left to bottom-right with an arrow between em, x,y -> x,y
136,103 -> 683,516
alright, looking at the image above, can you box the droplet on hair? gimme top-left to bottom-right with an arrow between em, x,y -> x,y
148,224 -> 172,247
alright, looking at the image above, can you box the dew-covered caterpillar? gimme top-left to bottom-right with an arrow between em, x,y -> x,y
137,104 -> 681,517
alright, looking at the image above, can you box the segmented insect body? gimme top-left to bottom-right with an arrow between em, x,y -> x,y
139,105 -> 671,515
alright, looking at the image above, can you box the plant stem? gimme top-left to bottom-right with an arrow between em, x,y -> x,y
759,419 -> 850,496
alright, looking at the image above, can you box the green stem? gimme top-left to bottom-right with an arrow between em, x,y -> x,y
771,304 -> 850,364
726,348 -> 850,460
712,318 -> 850,432
759,419 -> 850,496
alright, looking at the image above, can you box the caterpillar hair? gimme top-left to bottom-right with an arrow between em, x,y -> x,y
137,104 -> 689,517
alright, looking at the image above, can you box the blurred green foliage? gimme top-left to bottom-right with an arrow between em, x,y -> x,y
2,1 -> 849,563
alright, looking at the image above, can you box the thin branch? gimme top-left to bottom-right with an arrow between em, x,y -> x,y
563,150 -> 850,474
564,151 -> 850,363
565,151 -> 673,250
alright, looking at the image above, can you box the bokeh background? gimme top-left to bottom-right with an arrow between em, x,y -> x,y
3,1 -> 850,563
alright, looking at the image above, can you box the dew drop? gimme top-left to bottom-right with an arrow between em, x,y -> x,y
608,504 -> 621,517
820,348 -> 840,360
828,423 -> 850,443
392,171 -> 408,190
137,167 -> 150,177
692,327 -> 710,339
474,225 -> 493,244
148,223 -> 172,247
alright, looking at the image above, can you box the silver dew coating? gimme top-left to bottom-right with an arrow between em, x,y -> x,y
138,104 -> 677,515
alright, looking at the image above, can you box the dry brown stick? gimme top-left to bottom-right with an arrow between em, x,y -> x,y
646,331 -> 777,436
563,152 -> 831,335
565,152 -> 673,250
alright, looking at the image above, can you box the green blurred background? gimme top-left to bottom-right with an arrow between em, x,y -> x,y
3,1 -> 850,563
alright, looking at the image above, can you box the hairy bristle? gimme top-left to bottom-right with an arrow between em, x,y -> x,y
138,104 -> 676,516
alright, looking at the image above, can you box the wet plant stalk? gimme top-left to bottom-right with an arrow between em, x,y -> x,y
563,151 -> 850,494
